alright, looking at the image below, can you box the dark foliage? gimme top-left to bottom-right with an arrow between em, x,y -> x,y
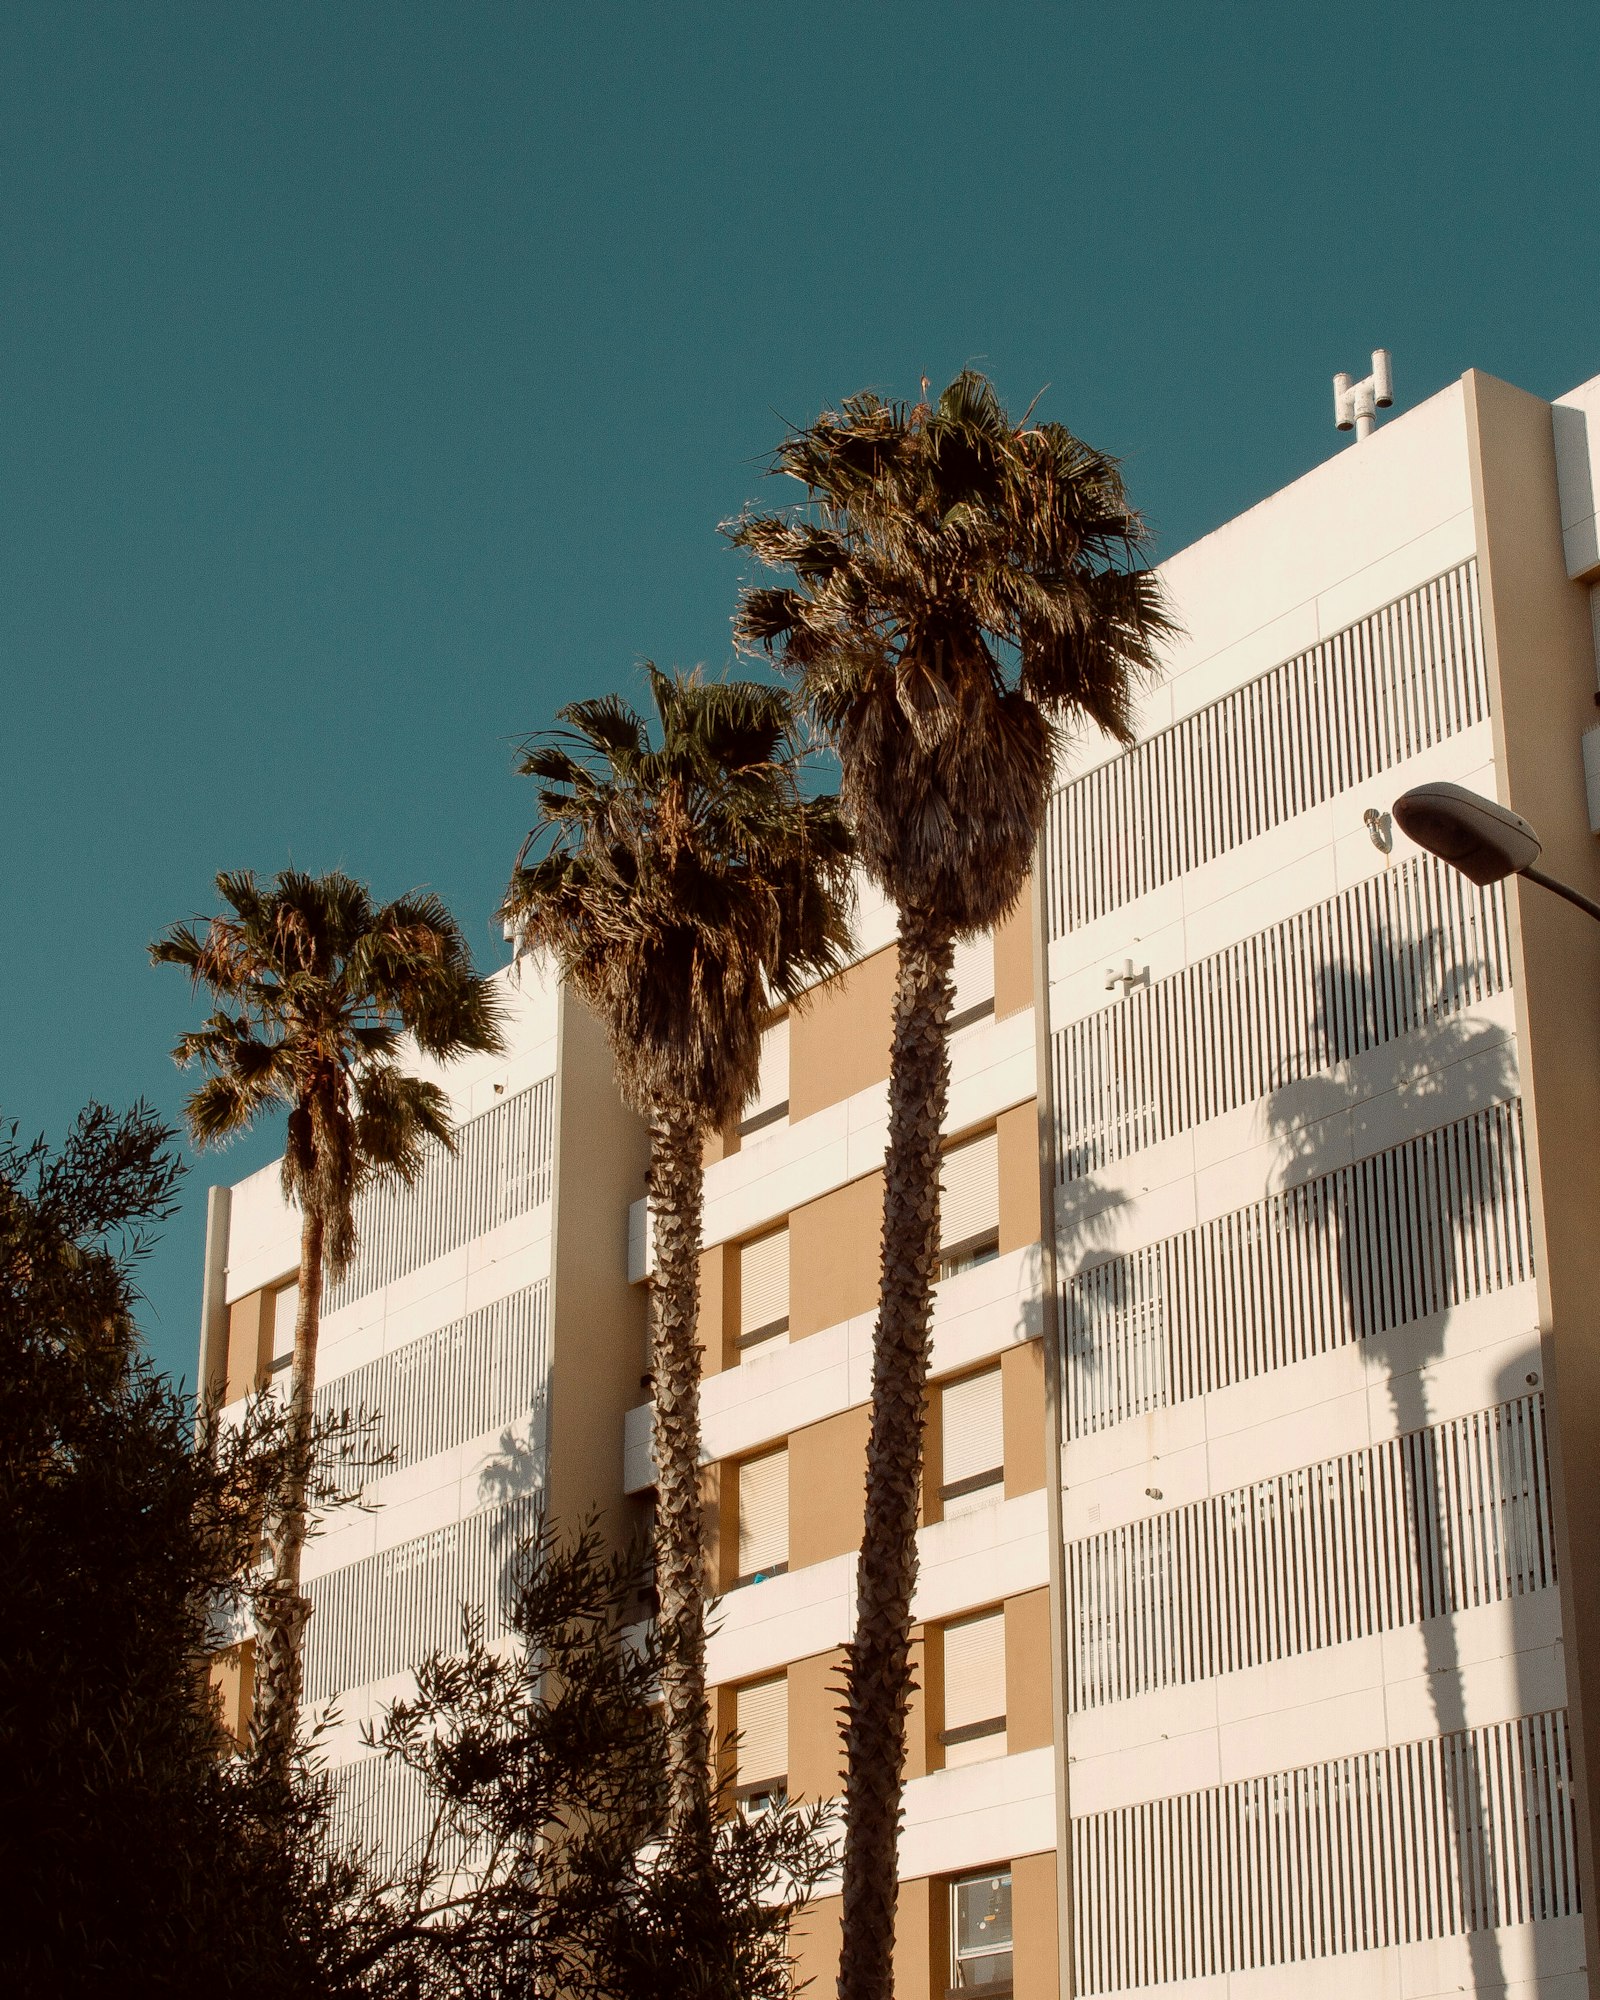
349,1521 -> 836,2000
0,1103 -> 369,1999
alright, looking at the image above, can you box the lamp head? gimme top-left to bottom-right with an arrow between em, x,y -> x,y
1392,781 -> 1542,886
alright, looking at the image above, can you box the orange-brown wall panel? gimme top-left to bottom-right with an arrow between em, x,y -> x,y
790,945 -> 898,1120
1002,1340 -> 1046,1498
997,1099 -> 1040,1253
224,1290 -> 270,1404
1011,1849 -> 1060,2000
787,1649 -> 846,1802
789,1172 -> 884,1338
789,1404 -> 870,1569
1004,1589 -> 1055,1753
993,876 -> 1034,1020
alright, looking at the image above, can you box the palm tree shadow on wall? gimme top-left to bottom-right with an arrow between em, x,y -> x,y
478,1407 -> 550,1631
1263,919 -> 1538,1993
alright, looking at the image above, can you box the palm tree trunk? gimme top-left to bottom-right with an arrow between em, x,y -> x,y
839,913 -> 954,2000
648,1102 -> 714,1862
252,1203 -> 324,1779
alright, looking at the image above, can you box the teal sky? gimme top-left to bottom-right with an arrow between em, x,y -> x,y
5,1 -> 1597,1384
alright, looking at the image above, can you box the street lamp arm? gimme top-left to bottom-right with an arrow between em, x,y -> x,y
1520,864 -> 1600,927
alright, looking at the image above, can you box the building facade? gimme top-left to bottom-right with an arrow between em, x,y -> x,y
204,363 -> 1600,1998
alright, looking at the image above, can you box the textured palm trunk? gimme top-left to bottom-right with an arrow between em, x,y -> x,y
251,1203 -> 324,1779
648,1102 -> 714,1864
839,914 -> 954,2000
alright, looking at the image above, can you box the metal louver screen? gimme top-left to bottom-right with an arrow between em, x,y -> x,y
942,1367 -> 1004,1514
943,1609 -> 1006,1768
950,935 -> 995,1024
739,1229 -> 790,1342
742,1017 -> 790,1128
940,1130 -> 999,1255
737,1448 -> 789,1578
736,1675 -> 788,1787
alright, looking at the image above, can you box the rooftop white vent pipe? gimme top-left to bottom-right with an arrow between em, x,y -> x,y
1333,349 -> 1394,441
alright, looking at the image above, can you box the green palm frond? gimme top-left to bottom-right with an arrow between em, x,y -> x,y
153,869 -> 505,1276
501,667 -> 854,1129
728,369 -> 1175,928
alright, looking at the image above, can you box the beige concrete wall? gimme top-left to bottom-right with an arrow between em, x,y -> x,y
544,988 -> 652,1546
895,1875 -> 939,2000
1011,1849 -> 1060,2000
1466,369 -> 1600,1967
224,1289 -> 270,1404
789,1404 -> 870,1569
1002,1340 -> 1046,1498
790,944 -> 898,1120
1005,1589 -> 1055,1754
698,1241 -> 728,1376
789,1891 -> 843,1993
997,1098 -> 1040,1254
787,1648 -> 845,1801
790,1170 -> 884,1337
209,1640 -> 254,1751
994,876 -> 1034,1020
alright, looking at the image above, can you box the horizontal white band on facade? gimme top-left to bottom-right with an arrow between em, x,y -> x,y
704,1490 -> 1050,1690
623,1243 -> 1043,1488
302,1494 -> 539,1706
1054,856 -> 1510,1183
1070,1708 -> 1578,1995
313,1280 -> 550,1480
1046,561 -> 1486,943
627,1004 -> 1037,1280
1062,1096 -> 1532,1441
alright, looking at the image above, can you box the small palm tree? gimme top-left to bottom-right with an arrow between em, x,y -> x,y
730,372 -> 1171,2000
499,667 -> 853,1864
152,870 -> 506,1775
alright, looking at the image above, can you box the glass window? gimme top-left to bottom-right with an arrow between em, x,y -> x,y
951,1870 -> 1013,1990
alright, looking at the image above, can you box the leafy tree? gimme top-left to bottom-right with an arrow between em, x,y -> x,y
731,373 -> 1170,2000
0,1102 -> 366,1998
499,669 -> 853,1866
152,871 -> 505,1775
348,1521 -> 835,1999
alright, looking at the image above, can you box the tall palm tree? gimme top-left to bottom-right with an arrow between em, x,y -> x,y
152,870 -> 506,1776
499,667 -> 853,1864
730,372 -> 1171,2000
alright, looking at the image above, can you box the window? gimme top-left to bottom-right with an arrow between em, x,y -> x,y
940,1367 -> 1004,1517
940,1608 -> 1006,1766
950,1870 -> 1013,1991
734,1674 -> 788,1811
735,1447 -> 788,1585
738,1227 -> 790,1352
948,934 -> 996,1034
739,1015 -> 790,1134
939,1130 -> 999,1277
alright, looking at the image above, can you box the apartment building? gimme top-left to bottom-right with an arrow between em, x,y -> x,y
204,361 -> 1600,1998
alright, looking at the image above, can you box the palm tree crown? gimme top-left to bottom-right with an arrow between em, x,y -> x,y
502,666 -> 855,1128
730,368 -> 1173,928
155,869 -> 506,1269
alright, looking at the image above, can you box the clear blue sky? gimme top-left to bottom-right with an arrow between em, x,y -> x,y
5,1 -> 1597,1384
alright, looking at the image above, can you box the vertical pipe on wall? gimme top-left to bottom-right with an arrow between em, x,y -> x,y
1030,845 -> 1075,1997
198,1183 -> 232,1405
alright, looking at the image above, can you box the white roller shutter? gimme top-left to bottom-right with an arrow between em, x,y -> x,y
739,1228 -> 790,1346
939,1129 -> 999,1260
737,1447 -> 789,1579
741,1015 -> 790,1131
735,1674 -> 788,1791
941,1366 -> 1003,1516
949,933 -> 995,1027
942,1608 -> 1006,1767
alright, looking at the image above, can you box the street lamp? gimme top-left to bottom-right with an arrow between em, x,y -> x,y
1392,781 -> 1600,924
